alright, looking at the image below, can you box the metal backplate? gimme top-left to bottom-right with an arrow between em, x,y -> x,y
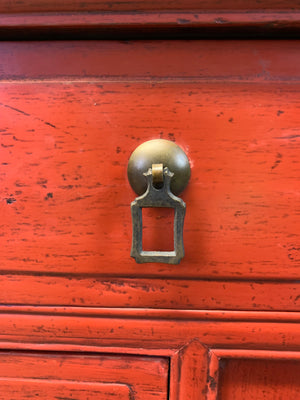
131,167 -> 186,264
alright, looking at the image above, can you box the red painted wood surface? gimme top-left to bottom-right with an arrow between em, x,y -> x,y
0,382 -> 131,400
0,1 -> 299,40
143,208 -> 174,251
0,36 -> 300,399
0,12 -> 300,39
0,310 -> 299,350
208,349 -> 300,399
1,306 -> 300,322
1,79 -> 299,279
0,0 -> 299,13
218,358 -> 300,399
0,40 -> 299,312
0,351 -> 168,400
1,276 -> 300,310
0,310 -> 299,398
0,41 -> 299,81
1,2 -> 300,42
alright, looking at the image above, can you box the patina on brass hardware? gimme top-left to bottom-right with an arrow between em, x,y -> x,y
128,139 -> 190,264
151,163 -> 164,188
127,139 -> 190,196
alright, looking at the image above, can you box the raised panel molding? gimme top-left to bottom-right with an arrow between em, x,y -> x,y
0,308 -> 299,399
207,349 -> 300,399
0,2 -> 299,39
0,381 -> 132,400
0,350 -> 168,400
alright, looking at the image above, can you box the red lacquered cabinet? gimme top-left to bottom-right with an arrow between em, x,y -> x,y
0,1 -> 300,399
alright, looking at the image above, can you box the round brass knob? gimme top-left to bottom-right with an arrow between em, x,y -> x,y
127,139 -> 191,196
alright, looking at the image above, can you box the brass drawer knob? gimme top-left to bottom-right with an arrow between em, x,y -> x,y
127,139 -> 190,264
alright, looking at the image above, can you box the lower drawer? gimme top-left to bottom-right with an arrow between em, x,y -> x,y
1,308 -> 300,399
0,351 -> 169,400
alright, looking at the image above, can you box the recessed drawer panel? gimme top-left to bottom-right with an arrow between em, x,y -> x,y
0,381 -> 131,400
0,351 -> 169,400
218,358 -> 300,400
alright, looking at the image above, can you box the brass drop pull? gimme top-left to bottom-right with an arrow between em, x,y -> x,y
127,139 -> 190,264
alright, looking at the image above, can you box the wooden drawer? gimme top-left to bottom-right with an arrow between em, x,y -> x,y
0,0 -> 300,392
0,40 -> 299,311
0,2 -> 300,400
0,309 -> 300,399
0,350 -> 168,399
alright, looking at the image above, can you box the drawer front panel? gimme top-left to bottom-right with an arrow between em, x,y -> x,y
0,352 -> 169,400
0,310 -> 300,400
0,381 -> 131,400
0,41 -> 299,310
1,82 -> 299,278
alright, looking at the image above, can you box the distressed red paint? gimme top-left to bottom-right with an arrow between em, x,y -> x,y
0,5 -> 300,399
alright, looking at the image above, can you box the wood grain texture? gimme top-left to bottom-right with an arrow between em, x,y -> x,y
214,349 -> 300,360
0,276 -> 300,310
0,41 -> 299,81
0,352 -> 168,400
218,358 -> 300,399
0,381 -> 131,400
0,313 -> 300,400
0,40 -> 299,311
0,312 -> 299,350
0,12 -> 300,40
0,311 -> 299,399
174,340 -> 208,400
0,0 -> 299,13
207,348 -> 300,399
1,81 -> 299,279
0,16 -> 298,400
1,306 -> 300,322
